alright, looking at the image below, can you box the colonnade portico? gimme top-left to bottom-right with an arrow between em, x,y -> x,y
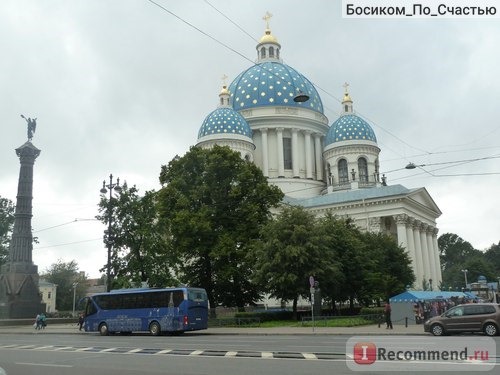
395,214 -> 442,288
256,127 -> 324,181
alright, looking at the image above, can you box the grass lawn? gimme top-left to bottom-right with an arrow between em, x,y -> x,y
209,316 -> 376,328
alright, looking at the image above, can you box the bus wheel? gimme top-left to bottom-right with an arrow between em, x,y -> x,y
99,323 -> 109,336
149,321 -> 161,336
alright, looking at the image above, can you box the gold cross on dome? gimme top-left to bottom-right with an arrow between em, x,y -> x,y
343,82 -> 350,93
263,11 -> 273,29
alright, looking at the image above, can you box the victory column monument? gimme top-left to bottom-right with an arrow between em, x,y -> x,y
0,115 -> 45,318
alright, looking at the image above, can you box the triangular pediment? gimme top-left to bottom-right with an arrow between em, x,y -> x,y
406,187 -> 442,217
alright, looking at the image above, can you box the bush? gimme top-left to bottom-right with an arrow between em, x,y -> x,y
360,307 -> 384,315
234,309 -> 293,322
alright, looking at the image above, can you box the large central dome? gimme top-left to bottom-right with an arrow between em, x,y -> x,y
229,62 -> 324,113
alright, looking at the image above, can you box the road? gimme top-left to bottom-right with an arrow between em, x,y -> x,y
0,332 -> 498,374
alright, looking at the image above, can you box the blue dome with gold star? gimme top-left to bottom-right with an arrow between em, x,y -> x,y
325,114 -> 377,146
198,107 -> 252,139
228,62 -> 323,114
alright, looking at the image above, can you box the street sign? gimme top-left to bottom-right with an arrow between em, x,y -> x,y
309,275 -> 315,288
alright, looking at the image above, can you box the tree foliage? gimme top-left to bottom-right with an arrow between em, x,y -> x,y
97,185 -> 175,289
251,206 -> 339,316
0,196 -> 15,267
439,233 -> 500,290
158,146 -> 283,311
359,231 -> 414,300
41,260 -> 87,311
438,233 -> 479,271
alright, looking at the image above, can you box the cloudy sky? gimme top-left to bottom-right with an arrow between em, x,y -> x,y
1,0 -> 499,278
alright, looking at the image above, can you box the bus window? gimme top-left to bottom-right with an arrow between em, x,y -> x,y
188,289 -> 207,302
173,291 -> 184,307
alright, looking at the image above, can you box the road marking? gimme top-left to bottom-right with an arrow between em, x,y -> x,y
302,353 -> 317,360
16,363 -> 73,368
128,348 -> 143,353
16,345 -> 35,349
156,349 -> 172,354
76,347 -> 94,351
100,347 -> 118,352
2,343 -> 345,361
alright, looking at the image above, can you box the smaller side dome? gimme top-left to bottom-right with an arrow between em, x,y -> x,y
325,115 -> 377,145
324,85 -> 377,146
198,107 -> 252,139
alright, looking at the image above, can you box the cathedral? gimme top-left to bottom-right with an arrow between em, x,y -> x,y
195,17 -> 442,289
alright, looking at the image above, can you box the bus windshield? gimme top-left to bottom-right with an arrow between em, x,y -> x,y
83,287 -> 208,336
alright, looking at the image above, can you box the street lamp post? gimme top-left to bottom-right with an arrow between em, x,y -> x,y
72,282 -> 78,317
100,174 -> 122,292
461,269 -> 468,290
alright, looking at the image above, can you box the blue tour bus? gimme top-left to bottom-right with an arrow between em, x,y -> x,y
82,287 -> 208,336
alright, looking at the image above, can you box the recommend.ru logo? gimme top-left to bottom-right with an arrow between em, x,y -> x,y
346,336 -> 496,371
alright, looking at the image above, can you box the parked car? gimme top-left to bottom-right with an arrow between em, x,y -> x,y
424,303 -> 500,336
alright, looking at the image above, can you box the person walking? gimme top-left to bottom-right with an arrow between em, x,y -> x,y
78,313 -> 84,331
384,302 -> 393,329
34,313 -> 41,330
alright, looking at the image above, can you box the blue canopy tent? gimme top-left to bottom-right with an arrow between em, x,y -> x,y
389,291 -> 477,325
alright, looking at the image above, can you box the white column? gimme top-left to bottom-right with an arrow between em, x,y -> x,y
292,128 -> 299,177
395,215 -> 415,278
426,227 -> 438,288
304,131 -> 313,179
276,128 -> 284,177
420,224 -> 431,289
433,228 -> 442,284
314,134 -> 322,181
261,128 -> 269,177
413,220 -> 424,288
405,218 -> 418,286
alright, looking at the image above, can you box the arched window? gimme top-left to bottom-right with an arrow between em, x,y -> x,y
358,157 -> 368,182
269,46 -> 275,58
344,105 -> 349,112
261,48 -> 266,59
338,159 -> 348,184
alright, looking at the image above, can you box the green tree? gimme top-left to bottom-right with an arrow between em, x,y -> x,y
41,260 -> 86,312
324,217 -> 367,311
97,185 -> 175,289
484,242 -> 500,276
158,146 -> 283,312
0,196 -> 15,267
438,233 -> 484,289
360,231 -> 414,301
251,206 -> 336,318
438,233 -> 478,271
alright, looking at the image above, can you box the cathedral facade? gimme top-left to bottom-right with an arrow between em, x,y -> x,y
195,21 -> 442,288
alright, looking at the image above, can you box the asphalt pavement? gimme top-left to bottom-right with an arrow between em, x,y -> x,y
0,322 -> 427,335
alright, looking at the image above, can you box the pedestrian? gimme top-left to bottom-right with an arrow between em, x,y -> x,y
34,313 -> 41,330
40,312 -> 47,329
384,302 -> 393,329
78,313 -> 84,331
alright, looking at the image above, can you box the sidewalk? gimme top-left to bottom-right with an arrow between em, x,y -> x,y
0,323 -> 427,336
